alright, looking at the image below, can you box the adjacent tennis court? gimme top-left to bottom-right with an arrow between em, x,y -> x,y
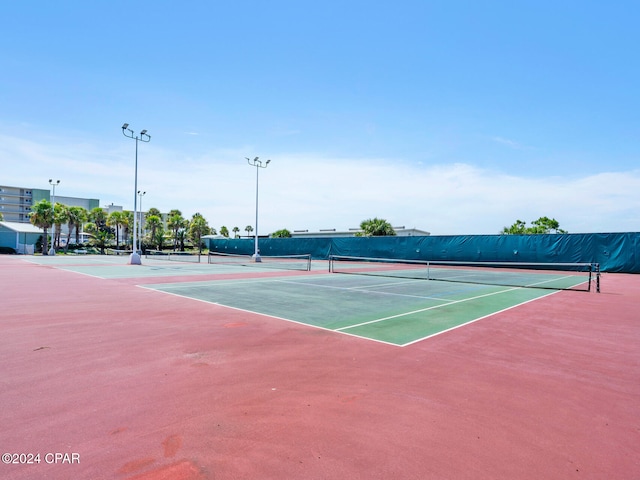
135,255 -> 597,346
25,253 -> 599,346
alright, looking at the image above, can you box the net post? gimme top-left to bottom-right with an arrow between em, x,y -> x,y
595,263 -> 601,293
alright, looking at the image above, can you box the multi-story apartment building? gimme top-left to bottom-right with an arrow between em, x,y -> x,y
0,184 -> 155,250
0,186 -> 45,223
0,184 -> 100,223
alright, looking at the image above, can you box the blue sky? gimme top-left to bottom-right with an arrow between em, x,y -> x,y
1,1 -> 638,234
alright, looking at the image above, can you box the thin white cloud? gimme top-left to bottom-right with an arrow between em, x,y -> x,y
1,133 -> 638,235
271,128 -> 301,137
490,136 -> 528,150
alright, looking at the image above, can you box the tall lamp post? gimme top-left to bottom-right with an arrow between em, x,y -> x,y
121,123 -> 150,265
48,179 -> 60,256
137,190 -> 146,254
245,157 -> 270,262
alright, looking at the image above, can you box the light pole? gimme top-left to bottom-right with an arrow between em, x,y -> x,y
137,190 -> 146,254
121,123 -> 150,265
48,179 -> 60,256
245,156 -> 270,262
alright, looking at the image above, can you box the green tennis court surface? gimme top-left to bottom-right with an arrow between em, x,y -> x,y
25,255 -> 324,279
28,255 -> 592,345
143,272 -> 581,346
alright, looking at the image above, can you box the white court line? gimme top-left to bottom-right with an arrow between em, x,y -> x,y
146,277 -> 280,289
273,278 -> 458,302
152,275 -> 456,302
138,272 -> 574,348
137,284 -> 401,348
400,290 -> 560,347
336,284 -> 534,331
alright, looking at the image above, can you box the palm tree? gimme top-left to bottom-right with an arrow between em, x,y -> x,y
84,222 -> 114,255
151,223 -> 166,251
189,213 -> 211,254
107,211 -> 127,250
245,225 -> 253,238
232,226 -> 240,238
65,206 -> 87,253
176,225 -> 189,251
73,207 -> 88,246
145,215 -> 163,251
53,203 -> 69,250
358,218 -> 396,237
89,207 -> 107,230
29,199 -> 54,254
220,226 -> 229,238
147,207 -> 162,218
167,212 -> 187,251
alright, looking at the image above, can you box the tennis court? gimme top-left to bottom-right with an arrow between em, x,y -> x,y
144,269 -> 585,346
2,254 -> 638,480
30,253 -> 599,347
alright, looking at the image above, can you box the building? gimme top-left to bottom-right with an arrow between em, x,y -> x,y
290,227 -> 430,238
0,184 -> 105,250
0,221 -> 44,253
0,184 -> 99,224
0,186 -> 44,223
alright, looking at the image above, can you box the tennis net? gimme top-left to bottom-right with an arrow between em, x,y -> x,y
329,255 -> 600,292
208,252 -> 312,271
145,250 -> 202,263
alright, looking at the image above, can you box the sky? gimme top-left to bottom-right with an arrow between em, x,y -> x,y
1,1 -> 638,235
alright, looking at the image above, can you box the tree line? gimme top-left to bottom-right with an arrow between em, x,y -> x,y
501,217 -> 567,234
23,199 -> 294,255
21,199 -> 567,256
27,200 -> 216,255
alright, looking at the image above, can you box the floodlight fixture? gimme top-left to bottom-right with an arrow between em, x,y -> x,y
246,156 -> 271,262
121,124 -> 151,265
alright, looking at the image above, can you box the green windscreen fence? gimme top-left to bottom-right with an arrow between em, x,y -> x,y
206,232 -> 640,273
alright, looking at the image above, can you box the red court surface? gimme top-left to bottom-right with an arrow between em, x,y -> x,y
1,255 -> 638,479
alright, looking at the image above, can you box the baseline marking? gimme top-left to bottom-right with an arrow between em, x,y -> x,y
401,289 -> 560,346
